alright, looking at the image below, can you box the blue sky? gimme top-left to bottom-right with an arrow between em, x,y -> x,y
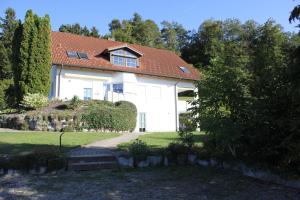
1,0 -> 299,34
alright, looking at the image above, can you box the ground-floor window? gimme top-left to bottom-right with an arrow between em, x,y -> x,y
113,83 -> 123,93
84,88 -> 92,100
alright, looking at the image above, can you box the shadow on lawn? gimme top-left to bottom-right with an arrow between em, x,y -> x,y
0,142 -> 77,156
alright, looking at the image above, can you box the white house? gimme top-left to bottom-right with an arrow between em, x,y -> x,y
50,32 -> 200,132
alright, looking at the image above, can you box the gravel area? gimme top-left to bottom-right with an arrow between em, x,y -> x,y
0,166 -> 299,200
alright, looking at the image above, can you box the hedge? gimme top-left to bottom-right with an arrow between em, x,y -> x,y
82,101 -> 137,132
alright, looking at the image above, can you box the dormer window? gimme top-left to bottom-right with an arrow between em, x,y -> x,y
105,45 -> 143,68
111,50 -> 138,67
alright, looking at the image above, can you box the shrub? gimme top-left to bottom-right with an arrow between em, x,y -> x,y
8,147 -> 66,171
82,100 -> 137,132
20,93 -> 49,110
178,129 -> 195,149
128,139 -> 150,161
68,95 -> 81,110
179,112 -> 197,132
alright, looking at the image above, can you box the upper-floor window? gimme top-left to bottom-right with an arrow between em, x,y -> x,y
111,49 -> 138,67
179,66 -> 190,73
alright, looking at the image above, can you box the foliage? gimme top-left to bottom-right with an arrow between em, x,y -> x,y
20,93 -> 49,110
7,147 -> 66,171
82,100 -> 137,132
178,129 -> 195,149
59,23 -> 100,38
0,7 -> 17,80
0,41 -> 11,79
128,139 -> 150,161
12,10 -> 52,103
179,112 -> 197,132
0,79 -> 13,110
289,4 -> 300,27
68,95 -> 81,110
190,19 -> 300,173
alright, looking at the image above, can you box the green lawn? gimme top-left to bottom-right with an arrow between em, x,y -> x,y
118,131 -> 205,151
0,132 -> 120,155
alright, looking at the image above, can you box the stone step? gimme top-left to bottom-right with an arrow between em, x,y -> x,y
68,154 -> 116,164
68,161 -> 118,171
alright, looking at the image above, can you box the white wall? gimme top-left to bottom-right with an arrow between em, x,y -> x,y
50,66 -> 195,132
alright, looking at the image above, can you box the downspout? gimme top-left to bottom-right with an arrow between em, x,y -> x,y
174,81 -> 180,132
57,64 -> 63,99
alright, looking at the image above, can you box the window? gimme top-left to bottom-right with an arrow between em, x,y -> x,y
127,58 -> 137,67
111,49 -> 138,67
113,83 -> 123,93
77,52 -> 88,59
83,88 -> 92,100
179,66 -> 190,73
113,56 -> 138,67
113,56 -> 126,66
67,51 -> 78,58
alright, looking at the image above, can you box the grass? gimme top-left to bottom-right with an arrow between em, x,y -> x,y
118,131 -> 205,152
0,132 -> 120,155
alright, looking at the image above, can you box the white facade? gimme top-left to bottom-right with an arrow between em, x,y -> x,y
50,65 -> 195,132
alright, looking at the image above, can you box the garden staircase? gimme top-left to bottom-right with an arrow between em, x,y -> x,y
68,154 -> 118,171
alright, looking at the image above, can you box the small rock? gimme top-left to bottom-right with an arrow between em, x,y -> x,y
210,159 -> 218,167
117,156 -> 134,168
197,159 -> 210,167
188,154 -> 197,165
147,156 -> 163,166
137,160 -> 149,168
164,157 -> 169,166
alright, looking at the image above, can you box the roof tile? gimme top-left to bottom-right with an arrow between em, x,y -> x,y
51,32 -> 200,81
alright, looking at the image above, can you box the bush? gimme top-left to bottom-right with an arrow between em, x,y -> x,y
128,139 -> 150,161
20,93 -> 49,110
7,147 -> 66,171
179,112 -> 197,132
82,100 -> 137,132
178,129 -> 195,149
68,95 -> 81,110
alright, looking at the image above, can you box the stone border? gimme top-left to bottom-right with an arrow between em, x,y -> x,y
115,154 -> 300,190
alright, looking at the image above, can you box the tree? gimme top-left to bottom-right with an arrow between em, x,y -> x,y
90,26 -> 100,38
59,23 -> 100,38
0,41 -> 11,79
289,4 -> 300,26
108,13 -> 163,48
181,20 -> 224,68
161,21 -> 189,53
13,10 -> 52,102
109,19 -> 122,33
0,7 -> 17,79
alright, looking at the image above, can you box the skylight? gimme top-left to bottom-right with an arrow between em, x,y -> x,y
77,52 -> 89,59
179,66 -> 190,73
67,51 -> 78,58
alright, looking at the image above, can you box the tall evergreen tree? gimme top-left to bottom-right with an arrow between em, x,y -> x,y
0,41 -> 10,79
14,10 -> 52,102
0,7 -> 17,79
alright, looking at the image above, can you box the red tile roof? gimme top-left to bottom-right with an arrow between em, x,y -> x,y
51,32 -> 200,81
